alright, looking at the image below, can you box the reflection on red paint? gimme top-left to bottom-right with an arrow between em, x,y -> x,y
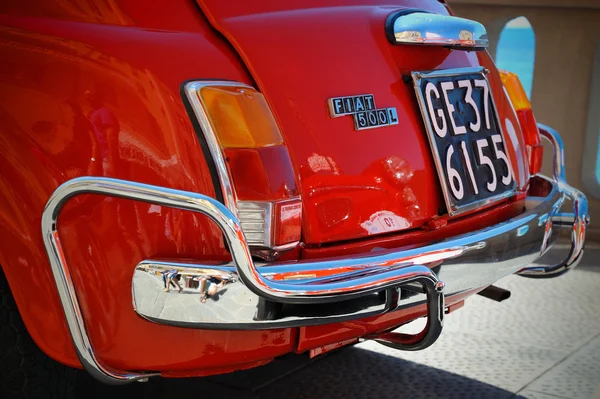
0,0 -> 531,377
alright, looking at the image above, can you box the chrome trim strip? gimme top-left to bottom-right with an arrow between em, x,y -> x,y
184,81 -> 254,216
133,260 -> 396,329
387,11 -> 488,50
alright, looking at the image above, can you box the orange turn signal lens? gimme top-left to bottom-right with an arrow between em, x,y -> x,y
499,70 -> 543,175
197,85 -> 283,148
499,70 -> 531,112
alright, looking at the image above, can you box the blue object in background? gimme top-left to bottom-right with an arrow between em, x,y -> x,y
495,17 -> 536,99
596,138 -> 600,185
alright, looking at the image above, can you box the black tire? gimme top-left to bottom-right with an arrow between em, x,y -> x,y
0,268 -> 77,399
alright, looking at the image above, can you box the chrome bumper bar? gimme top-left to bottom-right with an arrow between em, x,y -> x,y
42,124 -> 588,384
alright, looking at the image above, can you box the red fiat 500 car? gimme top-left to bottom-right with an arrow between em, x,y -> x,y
0,0 -> 589,397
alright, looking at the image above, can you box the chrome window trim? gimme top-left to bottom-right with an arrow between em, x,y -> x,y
387,11 -> 489,50
411,66 -> 517,217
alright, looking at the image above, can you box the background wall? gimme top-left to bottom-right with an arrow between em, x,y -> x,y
451,0 -> 600,239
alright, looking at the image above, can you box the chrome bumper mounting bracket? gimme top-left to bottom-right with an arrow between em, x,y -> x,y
364,279 -> 445,351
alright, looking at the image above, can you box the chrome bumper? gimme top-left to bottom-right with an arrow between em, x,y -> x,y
42,124 -> 588,384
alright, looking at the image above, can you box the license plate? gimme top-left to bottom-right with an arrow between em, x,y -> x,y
412,67 -> 516,216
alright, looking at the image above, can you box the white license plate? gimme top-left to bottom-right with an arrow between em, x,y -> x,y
412,67 -> 516,216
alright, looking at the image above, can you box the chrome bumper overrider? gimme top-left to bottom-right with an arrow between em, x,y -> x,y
41,124 -> 588,384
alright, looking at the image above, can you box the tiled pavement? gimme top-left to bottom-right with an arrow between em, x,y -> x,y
77,244 -> 600,398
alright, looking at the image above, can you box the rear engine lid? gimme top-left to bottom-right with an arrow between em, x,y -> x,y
195,0 -> 525,245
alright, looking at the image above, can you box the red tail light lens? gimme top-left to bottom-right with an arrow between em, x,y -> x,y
185,82 -> 302,253
499,70 -> 543,175
225,146 -> 301,248
515,108 -> 543,175
274,200 -> 302,247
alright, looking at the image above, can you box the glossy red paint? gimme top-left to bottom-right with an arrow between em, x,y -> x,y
196,0 -> 529,245
300,196 -> 524,259
160,358 -> 273,379
0,0 -> 297,372
0,0 -> 532,376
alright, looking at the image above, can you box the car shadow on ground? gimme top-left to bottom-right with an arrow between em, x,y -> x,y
76,345 -> 527,399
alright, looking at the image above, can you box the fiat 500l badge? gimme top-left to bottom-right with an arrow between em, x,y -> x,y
328,94 -> 399,130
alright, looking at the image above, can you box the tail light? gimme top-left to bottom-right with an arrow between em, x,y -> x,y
184,82 -> 301,256
499,70 -> 543,175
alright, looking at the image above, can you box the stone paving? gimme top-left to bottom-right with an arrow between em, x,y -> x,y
77,244 -> 600,398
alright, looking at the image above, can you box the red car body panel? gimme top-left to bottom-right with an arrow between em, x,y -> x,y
0,0 -> 530,375
0,1 -> 291,372
196,0 -> 529,245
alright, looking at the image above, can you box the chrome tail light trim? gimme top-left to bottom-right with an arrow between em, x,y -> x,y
183,80 -> 253,215
183,81 -> 301,255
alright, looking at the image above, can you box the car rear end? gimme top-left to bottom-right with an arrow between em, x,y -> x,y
18,0 -> 589,385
